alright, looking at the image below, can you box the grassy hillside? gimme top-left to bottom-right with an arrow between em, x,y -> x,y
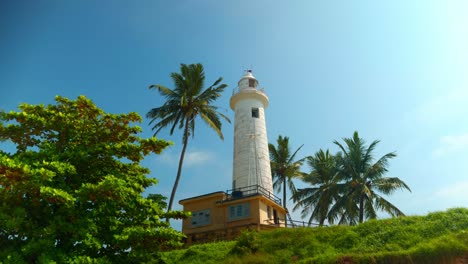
161,208 -> 468,264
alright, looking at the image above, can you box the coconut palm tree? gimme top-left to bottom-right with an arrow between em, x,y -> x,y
293,149 -> 344,226
268,135 -> 305,212
147,63 -> 230,215
332,131 -> 411,224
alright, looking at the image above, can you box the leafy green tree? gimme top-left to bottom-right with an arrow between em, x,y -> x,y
293,149 -> 343,226
147,63 -> 230,214
0,95 -> 187,263
268,135 -> 305,213
332,131 -> 411,224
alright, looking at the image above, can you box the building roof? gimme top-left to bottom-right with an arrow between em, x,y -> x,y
179,191 -> 226,204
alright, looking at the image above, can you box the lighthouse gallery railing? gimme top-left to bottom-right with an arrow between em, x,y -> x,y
222,184 -> 281,206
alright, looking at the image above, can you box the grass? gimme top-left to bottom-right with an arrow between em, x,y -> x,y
160,208 -> 468,264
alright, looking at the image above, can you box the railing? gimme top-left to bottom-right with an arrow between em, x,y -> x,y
287,219 -> 323,228
263,218 -> 323,228
222,184 -> 282,206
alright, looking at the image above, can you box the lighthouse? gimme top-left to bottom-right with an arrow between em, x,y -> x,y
230,70 -> 273,193
179,70 -> 287,244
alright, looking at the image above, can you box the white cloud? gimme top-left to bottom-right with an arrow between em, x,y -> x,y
434,181 -> 468,202
156,151 -> 178,166
184,151 -> 215,167
156,150 -> 215,167
432,133 -> 468,158
415,88 -> 468,125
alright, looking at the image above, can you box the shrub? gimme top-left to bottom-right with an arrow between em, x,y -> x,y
230,230 -> 260,255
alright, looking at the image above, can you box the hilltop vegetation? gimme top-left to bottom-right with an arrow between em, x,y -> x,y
162,208 -> 468,264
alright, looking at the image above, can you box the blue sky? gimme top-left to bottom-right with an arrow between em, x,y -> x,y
1,1 -> 468,230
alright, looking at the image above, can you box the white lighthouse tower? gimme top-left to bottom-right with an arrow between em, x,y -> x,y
230,70 -> 273,194
179,70 -> 288,244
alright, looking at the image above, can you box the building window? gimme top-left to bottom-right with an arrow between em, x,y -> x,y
249,79 -> 255,87
273,209 -> 279,225
267,206 -> 271,219
252,108 -> 259,118
228,203 -> 250,221
191,209 -> 211,227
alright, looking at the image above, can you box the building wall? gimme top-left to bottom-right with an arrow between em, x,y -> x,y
180,193 -> 286,245
180,192 -> 227,235
258,197 -> 286,227
224,196 -> 260,229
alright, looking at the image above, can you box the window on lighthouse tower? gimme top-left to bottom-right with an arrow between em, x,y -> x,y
252,108 -> 259,118
249,79 -> 255,87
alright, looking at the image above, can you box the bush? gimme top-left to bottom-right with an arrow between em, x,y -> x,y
230,230 -> 260,255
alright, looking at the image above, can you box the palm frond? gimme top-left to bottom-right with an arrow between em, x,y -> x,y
288,144 -> 304,164
273,177 -> 282,193
169,112 -> 183,135
268,143 -> 279,162
373,177 -> 411,195
364,195 -> 377,220
148,84 -> 177,98
199,110 -> 223,140
373,195 -> 406,217
287,176 -> 297,196
216,111 -> 231,123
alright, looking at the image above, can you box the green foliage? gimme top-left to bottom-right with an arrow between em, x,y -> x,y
230,230 -> 260,255
161,208 -> 468,264
160,241 -> 235,264
296,131 -> 411,226
331,131 -> 411,224
293,149 -> 342,226
268,135 -> 305,210
331,229 -> 359,250
0,95 -> 188,263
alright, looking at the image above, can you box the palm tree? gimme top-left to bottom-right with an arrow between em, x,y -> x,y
292,149 -> 344,226
268,135 -> 305,212
147,63 -> 230,215
332,131 -> 411,224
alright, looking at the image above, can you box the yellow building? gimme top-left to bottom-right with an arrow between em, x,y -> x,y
179,185 -> 287,244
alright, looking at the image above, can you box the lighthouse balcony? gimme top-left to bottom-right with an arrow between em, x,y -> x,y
232,86 -> 266,96
230,87 -> 269,110
221,184 -> 282,206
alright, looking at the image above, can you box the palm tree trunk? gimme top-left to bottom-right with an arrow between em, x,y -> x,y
283,177 -> 287,209
167,118 -> 190,222
283,177 -> 288,227
359,193 -> 364,223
